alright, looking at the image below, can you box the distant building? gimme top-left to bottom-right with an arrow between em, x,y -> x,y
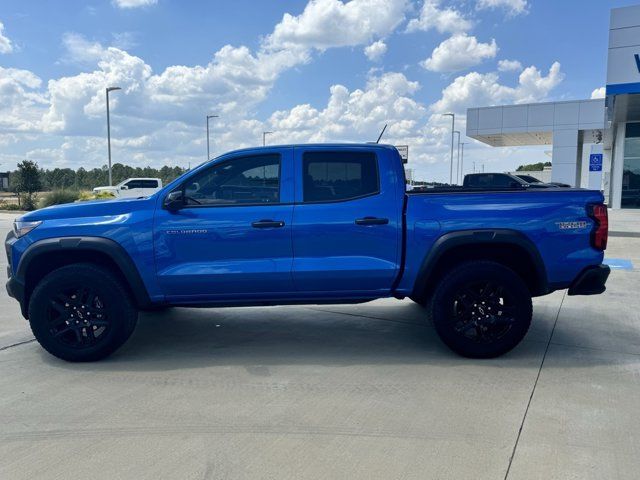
0,172 -> 9,191
467,5 -> 640,209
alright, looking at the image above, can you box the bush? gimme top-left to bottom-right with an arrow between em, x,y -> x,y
36,189 -> 116,209
40,190 -> 80,208
21,194 -> 39,211
0,202 -> 23,211
85,190 -> 115,200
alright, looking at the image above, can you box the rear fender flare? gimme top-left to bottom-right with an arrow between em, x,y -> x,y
411,229 -> 548,298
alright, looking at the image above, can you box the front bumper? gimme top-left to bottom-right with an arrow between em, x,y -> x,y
6,276 -> 25,304
568,264 -> 611,296
6,274 -> 28,319
5,230 -> 28,318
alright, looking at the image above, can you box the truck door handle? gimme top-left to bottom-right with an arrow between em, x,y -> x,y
355,217 -> 389,226
251,219 -> 285,228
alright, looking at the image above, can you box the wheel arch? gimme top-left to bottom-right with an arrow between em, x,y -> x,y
411,229 -> 548,302
16,237 -> 151,317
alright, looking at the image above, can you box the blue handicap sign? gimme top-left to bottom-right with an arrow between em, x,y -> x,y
589,153 -> 603,172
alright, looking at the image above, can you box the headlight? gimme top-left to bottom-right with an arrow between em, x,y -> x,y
13,220 -> 42,238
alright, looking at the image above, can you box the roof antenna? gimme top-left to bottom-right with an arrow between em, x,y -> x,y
376,124 -> 388,144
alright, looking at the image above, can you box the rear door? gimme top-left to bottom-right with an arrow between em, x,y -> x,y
291,147 -> 401,294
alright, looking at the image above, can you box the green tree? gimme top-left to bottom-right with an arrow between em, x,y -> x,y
15,160 -> 43,210
516,161 -> 552,172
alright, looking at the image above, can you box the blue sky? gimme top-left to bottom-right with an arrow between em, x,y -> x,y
0,0 -> 636,182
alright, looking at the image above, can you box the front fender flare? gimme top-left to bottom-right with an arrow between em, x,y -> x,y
15,236 -> 152,313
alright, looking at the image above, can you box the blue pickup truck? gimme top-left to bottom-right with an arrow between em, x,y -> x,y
5,144 -> 610,362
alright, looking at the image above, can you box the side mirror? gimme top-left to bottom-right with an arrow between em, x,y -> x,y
163,190 -> 184,211
121,185 -> 129,190
509,181 -> 521,188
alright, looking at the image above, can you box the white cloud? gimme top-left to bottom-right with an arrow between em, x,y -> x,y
406,0 -> 472,34
266,0 -> 408,50
591,87 -> 605,99
266,72 -> 435,162
0,66 -> 47,132
422,34 -> 498,73
61,32 -> 107,64
476,0 -> 528,16
364,40 -> 387,61
497,59 -> 522,72
46,0 -> 413,139
0,21 -> 14,54
430,61 -> 564,114
112,0 -> 158,9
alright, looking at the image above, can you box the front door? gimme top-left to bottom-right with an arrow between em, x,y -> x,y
291,147 -> 401,295
153,148 -> 295,301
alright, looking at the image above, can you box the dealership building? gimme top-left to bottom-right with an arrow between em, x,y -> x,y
466,4 -> 640,209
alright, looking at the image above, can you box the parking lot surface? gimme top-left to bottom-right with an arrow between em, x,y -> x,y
1,211 -> 639,479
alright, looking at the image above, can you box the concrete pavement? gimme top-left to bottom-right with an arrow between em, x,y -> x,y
0,212 -> 639,479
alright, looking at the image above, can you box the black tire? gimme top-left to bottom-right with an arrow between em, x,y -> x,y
428,260 -> 532,358
28,263 -> 138,362
141,305 -> 172,313
408,295 -> 422,305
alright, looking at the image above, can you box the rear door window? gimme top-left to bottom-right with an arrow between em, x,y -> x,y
302,151 -> 379,203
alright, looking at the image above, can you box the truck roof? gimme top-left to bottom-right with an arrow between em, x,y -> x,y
214,143 -> 400,158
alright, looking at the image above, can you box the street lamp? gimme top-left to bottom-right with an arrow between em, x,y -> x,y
442,113 -> 455,184
459,142 -> 466,184
262,131 -> 273,146
454,130 -> 461,185
105,86 -> 121,186
206,115 -> 219,161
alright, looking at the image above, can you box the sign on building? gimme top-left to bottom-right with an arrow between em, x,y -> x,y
395,145 -> 408,163
589,153 -> 603,172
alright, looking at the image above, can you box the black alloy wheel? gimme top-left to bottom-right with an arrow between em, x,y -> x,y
429,260 -> 533,358
47,287 -> 110,348
450,281 -> 517,344
29,263 -> 138,362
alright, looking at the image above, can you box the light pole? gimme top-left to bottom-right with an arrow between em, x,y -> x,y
459,142 -> 466,184
105,86 -> 121,186
262,131 -> 273,146
442,113 -> 455,184
206,115 -> 218,161
454,130 -> 461,185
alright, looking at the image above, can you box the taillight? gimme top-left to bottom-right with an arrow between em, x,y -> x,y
589,204 -> 608,251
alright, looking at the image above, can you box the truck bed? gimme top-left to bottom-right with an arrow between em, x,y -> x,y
397,188 -> 605,296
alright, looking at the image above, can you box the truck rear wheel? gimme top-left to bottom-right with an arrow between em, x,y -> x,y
28,263 -> 138,362
429,261 -> 532,358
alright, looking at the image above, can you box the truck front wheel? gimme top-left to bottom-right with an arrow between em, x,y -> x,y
28,263 -> 138,362
429,260 -> 532,358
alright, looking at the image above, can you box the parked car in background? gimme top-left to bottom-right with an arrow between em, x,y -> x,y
514,174 -> 571,188
6,144 -> 609,362
463,173 -> 551,189
93,178 -> 163,198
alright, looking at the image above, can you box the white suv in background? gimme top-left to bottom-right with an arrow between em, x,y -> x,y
93,178 -> 163,198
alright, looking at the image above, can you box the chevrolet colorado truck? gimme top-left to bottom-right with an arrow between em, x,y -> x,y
5,144 -> 610,362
